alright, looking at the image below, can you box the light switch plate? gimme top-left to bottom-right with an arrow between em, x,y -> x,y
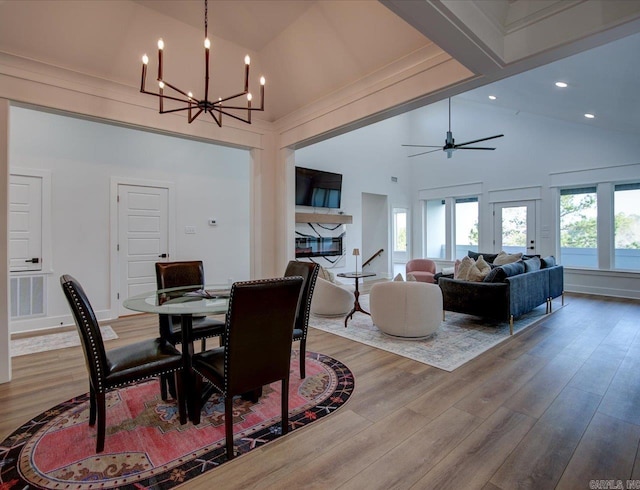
185,226 -> 196,234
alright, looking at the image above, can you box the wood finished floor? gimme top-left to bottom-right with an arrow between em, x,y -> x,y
1,293 -> 639,489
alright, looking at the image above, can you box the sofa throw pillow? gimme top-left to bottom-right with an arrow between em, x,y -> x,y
456,255 -> 491,281
318,266 -> 335,283
467,255 -> 491,282
406,273 -> 417,281
484,261 -> 525,282
483,266 -> 503,283
455,256 -> 474,280
393,273 -> 404,282
468,251 -> 499,263
541,255 -> 556,268
523,256 -> 541,272
493,251 -> 523,265
441,266 -> 455,275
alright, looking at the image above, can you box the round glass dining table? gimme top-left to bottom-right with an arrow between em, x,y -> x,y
123,285 -> 231,421
123,284 -> 230,317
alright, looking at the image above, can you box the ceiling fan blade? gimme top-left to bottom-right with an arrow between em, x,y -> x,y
454,134 -> 504,147
455,146 -> 496,150
402,144 -> 442,148
408,148 -> 442,158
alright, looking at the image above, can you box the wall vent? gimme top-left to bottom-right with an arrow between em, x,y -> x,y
10,275 -> 46,319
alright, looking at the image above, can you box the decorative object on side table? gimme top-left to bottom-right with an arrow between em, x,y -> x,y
352,248 -> 360,273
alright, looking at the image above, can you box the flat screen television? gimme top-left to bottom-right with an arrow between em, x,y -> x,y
295,166 -> 342,209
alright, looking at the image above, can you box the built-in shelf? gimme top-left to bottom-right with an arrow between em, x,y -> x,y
295,212 -> 353,224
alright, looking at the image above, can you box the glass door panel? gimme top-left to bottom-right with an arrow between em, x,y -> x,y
494,201 -> 536,254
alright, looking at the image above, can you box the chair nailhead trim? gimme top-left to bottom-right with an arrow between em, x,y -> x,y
64,279 -> 182,394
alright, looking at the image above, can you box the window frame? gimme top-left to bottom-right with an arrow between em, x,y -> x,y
556,181 -> 640,272
423,194 -> 480,261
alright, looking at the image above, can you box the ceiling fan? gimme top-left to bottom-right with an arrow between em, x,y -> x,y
402,98 -> 504,159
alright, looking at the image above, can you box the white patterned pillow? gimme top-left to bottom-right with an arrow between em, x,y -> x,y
467,255 -> 491,282
493,251 -> 523,265
456,255 -> 491,281
318,266 -> 335,283
455,256 -> 474,280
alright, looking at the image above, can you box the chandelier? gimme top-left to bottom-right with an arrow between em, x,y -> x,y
139,0 -> 265,127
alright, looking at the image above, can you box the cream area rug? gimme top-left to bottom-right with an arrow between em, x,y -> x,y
10,326 -> 118,357
310,295 -> 561,371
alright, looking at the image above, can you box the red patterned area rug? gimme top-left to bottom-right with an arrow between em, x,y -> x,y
0,351 -> 353,490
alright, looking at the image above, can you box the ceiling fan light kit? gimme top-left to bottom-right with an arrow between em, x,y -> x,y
139,0 -> 265,128
402,98 -> 504,158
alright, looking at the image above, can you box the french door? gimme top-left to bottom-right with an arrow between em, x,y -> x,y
493,201 -> 536,255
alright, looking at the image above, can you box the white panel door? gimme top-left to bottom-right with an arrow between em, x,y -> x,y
494,201 -> 536,254
9,174 -> 42,272
118,184 -> 169,316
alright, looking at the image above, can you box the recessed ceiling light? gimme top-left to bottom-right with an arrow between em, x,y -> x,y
584,113 -> 595,119
555,81 -> 568,88
488,95 -> 497,100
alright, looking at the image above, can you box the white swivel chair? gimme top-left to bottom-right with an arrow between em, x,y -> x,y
370,281 -> 442,338
310,277 -> 355,317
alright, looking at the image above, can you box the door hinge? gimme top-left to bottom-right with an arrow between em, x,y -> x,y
117,244 -> 119,251
117,195 -> 120,203
117,292 -> 120,300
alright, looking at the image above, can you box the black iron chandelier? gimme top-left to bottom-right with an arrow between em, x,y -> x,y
139,0 -> 265,127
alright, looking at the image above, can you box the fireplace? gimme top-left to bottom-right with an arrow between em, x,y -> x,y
295,236 -> 343,258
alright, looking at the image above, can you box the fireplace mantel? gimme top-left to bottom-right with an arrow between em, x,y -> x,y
295,212 -> 353,224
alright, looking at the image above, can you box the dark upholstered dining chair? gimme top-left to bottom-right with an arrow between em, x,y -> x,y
284,260 -> 319,379
60,274 -> 185,453
155,261 -> 225,400
191,276 -> 303,460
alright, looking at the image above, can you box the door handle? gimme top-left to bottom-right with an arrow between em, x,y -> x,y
25,258 -> 40,263
158,253 -> 168,258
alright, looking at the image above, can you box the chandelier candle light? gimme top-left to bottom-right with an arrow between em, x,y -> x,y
139,0 -> 265,127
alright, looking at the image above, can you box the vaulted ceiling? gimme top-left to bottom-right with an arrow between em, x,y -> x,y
1,0 -> 639,132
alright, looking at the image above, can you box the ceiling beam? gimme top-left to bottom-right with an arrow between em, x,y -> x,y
381,0 -> 506,77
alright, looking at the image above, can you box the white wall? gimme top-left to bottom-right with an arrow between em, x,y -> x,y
9,106 -> 251,333
362,192 -> 390,275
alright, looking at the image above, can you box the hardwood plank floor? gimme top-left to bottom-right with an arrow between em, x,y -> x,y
1,293 -> 639,489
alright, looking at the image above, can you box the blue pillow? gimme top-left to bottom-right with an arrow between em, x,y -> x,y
524,256 -> 541,272
541,256 -> 556,268
484,261 -> 525,282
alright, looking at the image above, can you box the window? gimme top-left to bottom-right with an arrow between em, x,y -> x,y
423,196 -> 479,260
614,183 -> 640,270
455,197 -> 478,259
560,187 -> 597,267
393,208 -> 407,252
425,199 -> 446,259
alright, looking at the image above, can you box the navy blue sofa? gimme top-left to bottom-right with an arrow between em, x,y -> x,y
437,254 -> 564,335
